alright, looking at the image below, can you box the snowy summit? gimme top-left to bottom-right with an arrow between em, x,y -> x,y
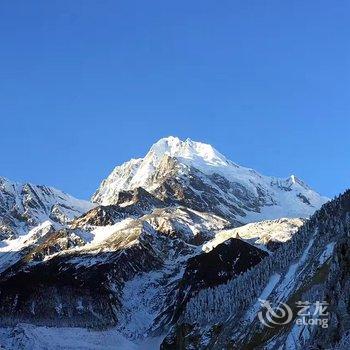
92,136 -> 328,222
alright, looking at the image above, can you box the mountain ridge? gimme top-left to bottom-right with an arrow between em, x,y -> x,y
92,136 -> 328,224
0,176 -> 94,240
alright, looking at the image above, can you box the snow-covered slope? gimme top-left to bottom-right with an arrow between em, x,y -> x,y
0,176 -> 94,239
203,217 -> 305,252
92,137 -> 328,223
0,323 -> 164,350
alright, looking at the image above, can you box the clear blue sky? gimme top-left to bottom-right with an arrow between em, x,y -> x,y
1,0 -> 349,199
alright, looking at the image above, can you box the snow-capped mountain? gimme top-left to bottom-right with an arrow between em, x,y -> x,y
92,137 -> 328,224
0,176 -> 94,239
0,137 -> 346,350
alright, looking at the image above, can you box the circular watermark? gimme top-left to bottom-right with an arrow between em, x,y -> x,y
258,299 -> 293,328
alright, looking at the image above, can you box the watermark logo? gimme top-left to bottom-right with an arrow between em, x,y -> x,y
258,299 -> 329,329
258,300 -> 293,328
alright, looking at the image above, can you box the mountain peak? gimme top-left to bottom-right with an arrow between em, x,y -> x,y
288,174 -> 310,190
92,137 -> 328,221
147,136 -> 229,168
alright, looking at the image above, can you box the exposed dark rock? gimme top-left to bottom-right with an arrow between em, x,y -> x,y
182,238 -> 268,292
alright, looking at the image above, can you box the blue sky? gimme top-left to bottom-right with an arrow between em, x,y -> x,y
1,0 -> 349,199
